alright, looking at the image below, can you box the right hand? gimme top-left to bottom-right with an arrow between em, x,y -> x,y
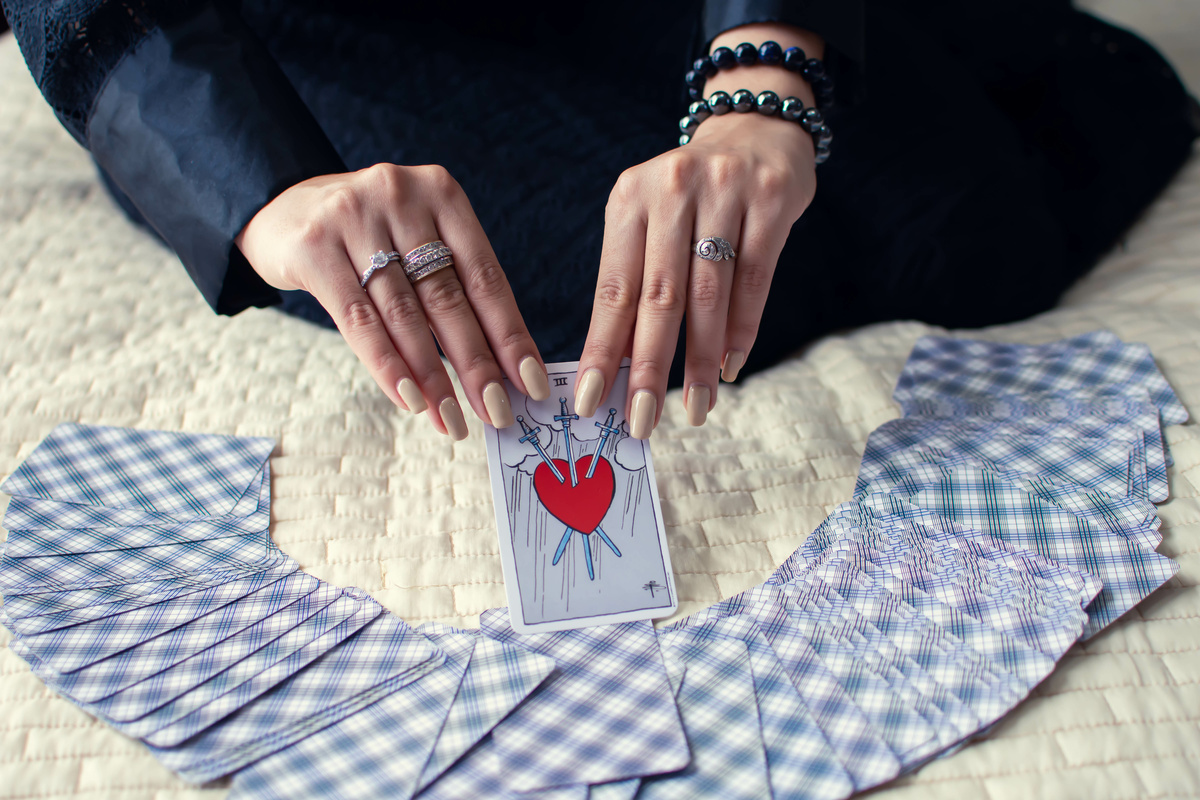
236,163 -> 550,440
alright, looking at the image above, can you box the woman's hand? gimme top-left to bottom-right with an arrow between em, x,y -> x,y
575,111 -> 817,437
236,163 -> 551,440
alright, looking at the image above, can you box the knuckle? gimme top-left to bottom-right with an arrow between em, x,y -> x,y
641,275 -> 686,315
297,216 -> 333,252
493,325 -> 531,355
688,271 -> 724,313
365,162 -> 407,200
339,297 -> 381,336
595,275 -> 639,314
755,165 -> 787,197
736,261 -> 772,295
707,153 -> 745,184
411,360 -> 445,388
586,340 -> 623,365
418,164 -> 459,197
420,275 -> 471,316
458,348 -> 497,377
324,185 -> 362,218
685,352 -> 722,375
462,253 -> 510,299
729,319 -> 760,343
631,354 -> 670,378
608,169 -> 638,207
378,290 -> 425,332
662,152 -> 698,195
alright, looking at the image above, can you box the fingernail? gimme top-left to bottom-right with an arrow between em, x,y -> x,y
630,390 -> 657,439
439,397 -> 469,441
483,382 -> 516,428
575,369 -> 604,418
721,350 -> 746,383
519,356 -> 550,401
686,384 -> 711,427
397,378 -> 427,414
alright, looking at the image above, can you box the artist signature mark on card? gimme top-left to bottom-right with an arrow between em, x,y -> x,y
642,580 -> 665,598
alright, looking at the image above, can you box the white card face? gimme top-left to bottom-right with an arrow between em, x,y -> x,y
484,360 -> 676,634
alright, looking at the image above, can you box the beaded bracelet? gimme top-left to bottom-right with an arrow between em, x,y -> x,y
685,41 -> 835,109
678,90 -> 832,165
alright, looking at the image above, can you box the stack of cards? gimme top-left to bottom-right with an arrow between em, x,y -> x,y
0,424 -> 555,795
632,331 -> 1182,797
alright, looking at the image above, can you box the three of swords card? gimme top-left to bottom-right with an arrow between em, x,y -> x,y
483,360 -> 676,633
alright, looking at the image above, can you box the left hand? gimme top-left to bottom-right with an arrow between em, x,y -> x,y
574,111 -> 818,437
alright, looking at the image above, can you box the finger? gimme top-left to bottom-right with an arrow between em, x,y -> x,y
684,222 -> 741,427
722,208 -> 788,383
303,245 -> 424,417
356,223 -> 467,440
430,172 -> 550,403
575,184 -> 647,420
627,201 -> 693,439
400,232 -> 515,432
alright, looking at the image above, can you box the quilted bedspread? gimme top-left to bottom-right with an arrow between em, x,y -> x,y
3,18 -> 1200,800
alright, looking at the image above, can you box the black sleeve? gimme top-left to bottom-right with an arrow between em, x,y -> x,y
700,0 -> 864,101
3,0 -> 347,315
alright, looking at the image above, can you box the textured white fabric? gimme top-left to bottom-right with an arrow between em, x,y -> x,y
3,16 -> 1200,799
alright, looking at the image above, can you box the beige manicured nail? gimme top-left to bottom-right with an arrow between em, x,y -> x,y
397,378 -> 427,414
575,369 -> 604,418
721,350 -> 746,383
630,390 -> 657,440
686,384 -> 711,427
439,397 -> 469,441
483,382 -> 516,428
519,356 -> 550,401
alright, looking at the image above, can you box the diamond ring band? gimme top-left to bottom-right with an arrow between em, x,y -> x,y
360,250 -> 402,288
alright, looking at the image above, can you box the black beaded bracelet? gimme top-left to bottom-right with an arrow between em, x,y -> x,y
678,90 -> 832,165
685,40 -> 835,109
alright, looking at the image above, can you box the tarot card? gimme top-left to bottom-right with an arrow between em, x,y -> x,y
484,360 -> 676,634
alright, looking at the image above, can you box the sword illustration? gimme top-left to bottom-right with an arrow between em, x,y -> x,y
586,408 -> 620,479
516,415 -> 564,484
554,397 -> 580,486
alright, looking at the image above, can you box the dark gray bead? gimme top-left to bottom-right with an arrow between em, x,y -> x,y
680,133 -> 692,146
735,42 -> 758,65
755,90 -> 781,115
711,46 -> 736,70
780,96 -> 805,121
799,107 -> 824,132
688,100 -> 712,122
731,89 -> 755,113
679,115 -> 698,136
708,91 -> 732,115
783,46 -> 807,71
758,41 -> 783,64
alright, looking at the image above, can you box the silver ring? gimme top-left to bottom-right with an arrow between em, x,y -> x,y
360,250 -> 402,288
693,237 -> 737,262
402,240 -> 455,283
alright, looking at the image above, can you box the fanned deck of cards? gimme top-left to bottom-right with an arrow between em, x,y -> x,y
0,331 -> 1185,799
0,424 -> 554,796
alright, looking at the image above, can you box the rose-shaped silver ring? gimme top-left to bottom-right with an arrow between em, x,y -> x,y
693,236 -> 737,262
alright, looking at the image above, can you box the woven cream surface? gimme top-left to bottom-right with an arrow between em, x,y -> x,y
3,24 -> 1200,800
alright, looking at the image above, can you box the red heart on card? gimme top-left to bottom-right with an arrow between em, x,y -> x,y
533,455 -> 615,534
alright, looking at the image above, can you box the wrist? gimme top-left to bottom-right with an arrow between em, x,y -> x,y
689,111 -> 815,162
